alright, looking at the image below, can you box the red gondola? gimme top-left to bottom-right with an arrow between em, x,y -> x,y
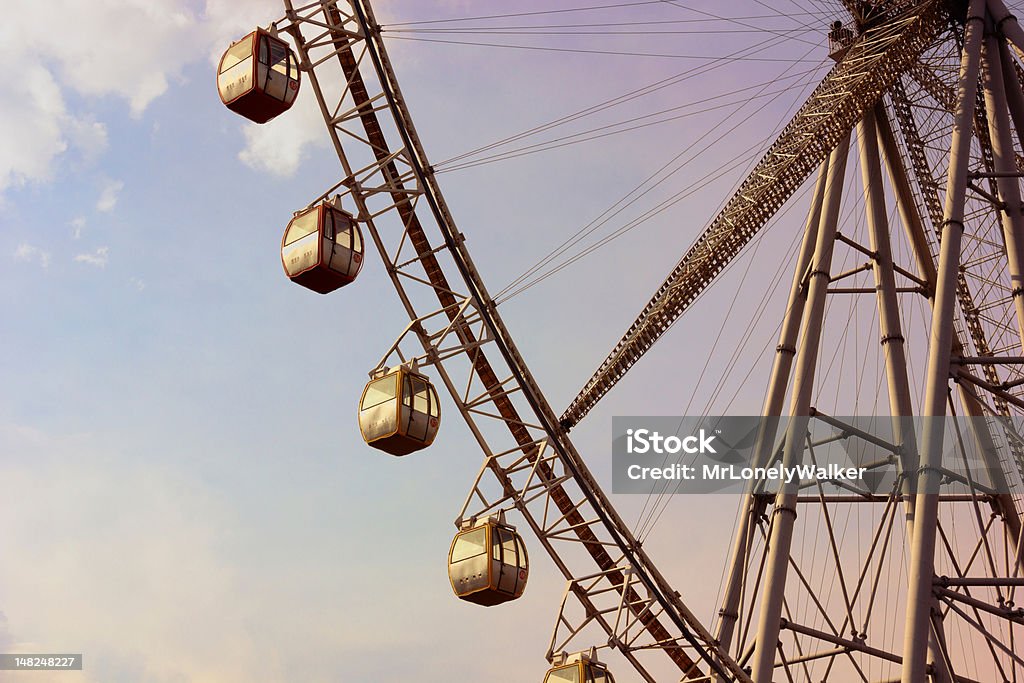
217,28 -> 300,123
281,200 -> 364,294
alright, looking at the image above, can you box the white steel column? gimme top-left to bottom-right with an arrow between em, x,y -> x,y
988,0 -> 1024,56
749,132 -> 851,683
714,157 -> 832,666
901,2 -> 986,681
862,105 -> 956,683
985,14 -> 1024,575
983,25 -> 1024,347
875,106 -> 939,287
997,39 -> 1024,147
859,105 -> 920,487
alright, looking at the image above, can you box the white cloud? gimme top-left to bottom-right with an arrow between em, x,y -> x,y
200,0 -> 329,177
0,64 -> 73,191
70,216 -> 86,239
237,94 -> 328,177
202,0 -> 283,66
66,116 -> 109,162
96,179 -> 124,212
74,246 -> 110,268
1,0 -> 304,195
6,2 -> 199,117
0,1 -> 213,195
14,243 -> 51,269
129,277 -> 146,291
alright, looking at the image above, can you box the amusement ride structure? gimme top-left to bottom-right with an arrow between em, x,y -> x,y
217,1 -> 1024,681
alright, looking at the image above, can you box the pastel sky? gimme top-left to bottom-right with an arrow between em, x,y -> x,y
0,1 -> 946,682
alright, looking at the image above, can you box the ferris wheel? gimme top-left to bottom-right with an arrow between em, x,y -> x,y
217,1 -> 1024,681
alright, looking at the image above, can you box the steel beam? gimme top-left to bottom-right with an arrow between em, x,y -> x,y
859,105 -> 920,494
901,3 -> 986,681
714,157 -> 831,671
750,132 -> 851,683
982,24 -> 1024,353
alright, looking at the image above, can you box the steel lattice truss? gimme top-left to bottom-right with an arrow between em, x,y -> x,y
255,0 -> 1024,681
561,0 -> 950,430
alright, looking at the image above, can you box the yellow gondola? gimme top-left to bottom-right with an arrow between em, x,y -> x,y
544,652 -> 616,683
282,200 -> 364,293
358,365 -> 440,456
217,27 -> 300,123
448,518 -> 528,606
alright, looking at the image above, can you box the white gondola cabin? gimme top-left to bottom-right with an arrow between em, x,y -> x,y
448,518 -> 528,606
544,652 -> 616,683
282,200 -> 364,294
217,28 -> 300,123
358,366 -> 440,456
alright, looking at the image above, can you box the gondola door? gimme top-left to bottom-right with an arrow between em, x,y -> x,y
494,526 -> 523,595
256,33 -> 298,108
402,373 -> 430,442
323,209 -> 362,277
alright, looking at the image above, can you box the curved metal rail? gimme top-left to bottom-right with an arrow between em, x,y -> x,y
258,1 -> 1024,681
278,0 -> 749,680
